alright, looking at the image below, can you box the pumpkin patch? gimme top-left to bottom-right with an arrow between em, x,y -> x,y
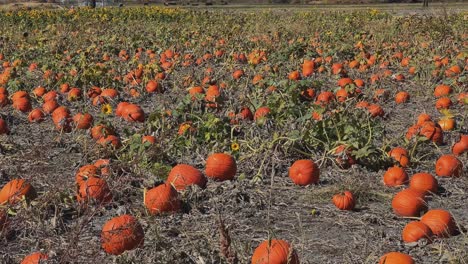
0,5 -> 465,263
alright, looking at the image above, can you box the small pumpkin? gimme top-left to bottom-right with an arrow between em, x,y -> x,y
402,221 -> 433,243
12,97 -> 32,112
251,239 -> 299,264
0,179 -> 37,205
97,135 -> 121,149
20,252 -> 49,264
121,103 -> 145,123
28,109 -> 45,123
388,147 -> 410,167
409,173 -> 438,195
73,113 -> 94,129
383,166 -> 408,187
90,124 -> 114,140
205,153 -> 237,181
146,80 -> 161,93
254,107 -> 271,121
452,135 -> 468,156
144,183 -> 181,215
367,104 -> 384,117
391,188 -> 427,217
438,118 -> 455,131
332,191 -> 355,211
142,135 -> 156,145
75,164 -> 99,185
435,155 -> 462,177
167,164 -> 207,190
433,84 -> 452,98
395,91 -> 410,104
421,209 -> 457,238
101,214 -> 144,255
77,177 -> 112,205
379,252 -> 414,264
435,97 -> 452,110
288,159 -> 320,186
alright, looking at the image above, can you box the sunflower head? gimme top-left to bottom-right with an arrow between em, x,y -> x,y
231,142 -> 240,152
101,104 -> 113,115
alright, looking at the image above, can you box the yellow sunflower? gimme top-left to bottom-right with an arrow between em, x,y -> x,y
231,142 -> 240,152
101,104 -> 113,115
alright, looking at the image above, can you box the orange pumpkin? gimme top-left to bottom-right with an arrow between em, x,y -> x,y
12,97 -> 32,112
67,88 -> 82,101
142,135 -> 156,145
146,80 -> 161,93
32,86 -> 47,97
28,109 -> 45,123
383,166 -> 408,187
251,239 -> 299,264
254,107 -> 271,121
417,113 -> 431,125
435,155 -> 462,177
433,84 -> 452,98
435,97 -> 452,110
452,135 -> 468,156
75,165 -> 99,185
90,124 -> 114,140
379,252 -> 414,264
0,179 -> 37,205
42,90 -> 58,102
302,59 -> 315,77
121,103 -> 145,123
367,104 -> 384,117
420,209 -> 457,238
97,135 -> 121,149
438,118 -> 455,131
20,252 -> 49,264
395,91 -> 410,104
402,221 -> 433,243
391,188 -> 427,217
388,147 -> 409,167
288,70 -> 301,81
101,214 -> 144,255
288,159 -> 320,186
167,164 -> 207,190
316,91 -> 335,106
409,173 -> 438,195
205,153 -> 237,181
332,191 -> 355,210
42,100 -> 59,114
73,113 -> 94,129
144,183 -> 181,215
101,88 -> 119,99
77,177 -> 112,205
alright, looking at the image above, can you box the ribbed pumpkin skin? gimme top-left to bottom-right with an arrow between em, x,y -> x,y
75,165 -> 99,185
435,155 -> 462,177
388,147 -> 409,167
205,153 -> 237,181
391,189 -> 427,217
420,209 -> 457,238
332,191 -> 355,210
0,179 -> 37,205
144,183 -> 181,215
402,221 -> 433,243
251,239 -> 299,264
77,177 -> 112,205
409,173 -> 438,194
101,215 -> 144,255
288,160 -> 320,186
21,252 -> 49,264
379,252 -> 414,264
167,164 -> 207,190
383,166 -> 408,187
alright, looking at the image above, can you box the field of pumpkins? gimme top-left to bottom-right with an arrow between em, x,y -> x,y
0,6 -> 466,264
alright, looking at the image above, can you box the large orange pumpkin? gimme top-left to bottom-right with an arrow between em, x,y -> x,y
101,214 -> 144,255
167,164 -> 207,190
144,183 -> 181,215
288,160 -> 320,186
205,153 -> 237,181
251,239 -> 299,264
409,173 -> 438,195
420,209 -> 457,238
0,179 -> 37,205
